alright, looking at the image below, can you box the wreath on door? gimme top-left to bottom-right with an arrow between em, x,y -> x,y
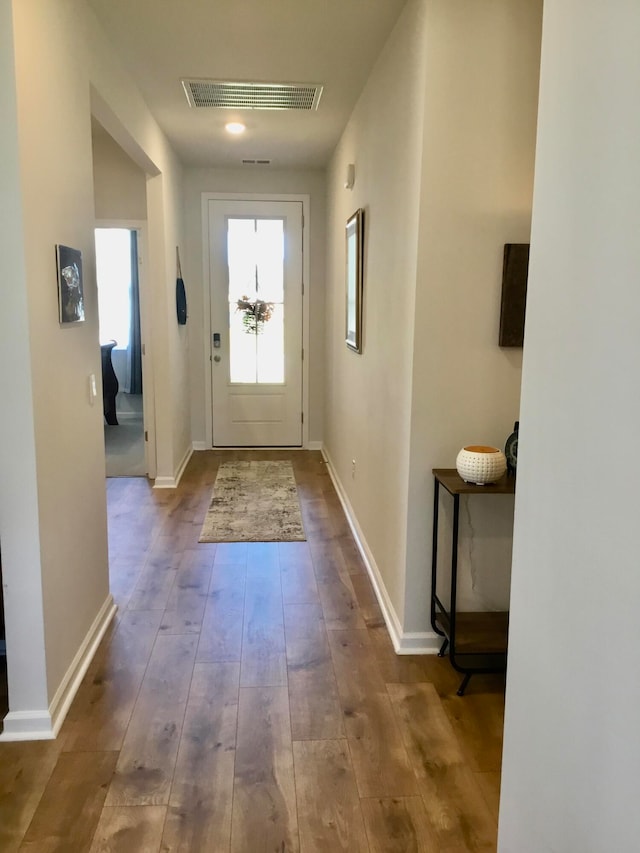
236,296 -> 275,334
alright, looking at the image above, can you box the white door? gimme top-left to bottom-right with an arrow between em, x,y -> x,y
209,199 -> 303,446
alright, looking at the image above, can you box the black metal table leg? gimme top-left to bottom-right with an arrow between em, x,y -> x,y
457,673 -> 472,696
430,479 -> 444,636
449,493 -> 460,665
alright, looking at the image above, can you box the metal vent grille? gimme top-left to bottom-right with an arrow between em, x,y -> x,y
181,79 -> 323,111
242,159 -> 272,165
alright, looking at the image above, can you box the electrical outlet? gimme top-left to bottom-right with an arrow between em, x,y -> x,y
351,459 -> 356,479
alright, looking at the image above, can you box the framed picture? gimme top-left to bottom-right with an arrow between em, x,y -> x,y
56,244 -> 85,324
345,208 -> 364,352
498,243 -> 529,347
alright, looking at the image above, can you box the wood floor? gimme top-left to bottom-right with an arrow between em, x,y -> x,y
0,450 -> 505,852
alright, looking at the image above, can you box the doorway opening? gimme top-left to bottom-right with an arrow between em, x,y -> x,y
96,227 -> 146,476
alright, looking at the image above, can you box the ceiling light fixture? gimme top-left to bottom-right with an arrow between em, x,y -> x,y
225,121 -> 246,135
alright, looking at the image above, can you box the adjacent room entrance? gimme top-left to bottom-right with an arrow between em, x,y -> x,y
95,226 -> 150,476
208,199 -> 304,446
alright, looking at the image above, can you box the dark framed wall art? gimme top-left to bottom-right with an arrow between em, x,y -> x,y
498,242 -> 529,347
56,244 -> 85,324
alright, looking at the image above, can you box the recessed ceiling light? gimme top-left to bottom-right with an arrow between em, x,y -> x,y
225,121 -> 246,135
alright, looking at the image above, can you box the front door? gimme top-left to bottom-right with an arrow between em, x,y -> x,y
209,199 -> 303,446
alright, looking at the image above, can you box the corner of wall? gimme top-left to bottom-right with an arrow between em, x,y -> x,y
322,446 -> 440,655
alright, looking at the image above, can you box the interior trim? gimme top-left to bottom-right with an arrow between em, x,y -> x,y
322,446 -> 440,655
154,445 -> 193,489
0,594 -> 116,741
201,192 -> 311,451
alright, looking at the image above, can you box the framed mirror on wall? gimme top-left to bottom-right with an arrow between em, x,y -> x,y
345,208 -> 364,353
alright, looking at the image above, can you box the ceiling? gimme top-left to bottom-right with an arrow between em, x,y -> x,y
87,0 -> 408,170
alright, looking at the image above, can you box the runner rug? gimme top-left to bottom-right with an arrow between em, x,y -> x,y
198,460 -> 306,543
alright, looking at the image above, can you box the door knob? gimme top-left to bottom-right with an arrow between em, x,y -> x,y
214,354 -> 221,363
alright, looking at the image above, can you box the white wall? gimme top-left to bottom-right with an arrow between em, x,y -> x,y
403,0 -> 542,633
92,122 -> 147,222
184,167 -> 326,446
324,0 -> 541,644
0,0 -> 186,737
324,0 -> 428,636
0,0 -> 49,722
87,8 -> 189,486
10,0 -> 112,712
499,2 -> 640,850
145,169 -> 190,482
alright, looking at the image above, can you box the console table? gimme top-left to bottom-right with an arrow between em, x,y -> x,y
431,468 -> 514,695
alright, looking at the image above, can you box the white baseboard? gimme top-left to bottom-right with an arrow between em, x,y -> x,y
49,594 -> 117,736
306,440 -> 323,450
154,444 -> 193,489
0,594 -> 117,741
321,446 -> 440,655
0,710 -> 55,741
192,441 -> 207,451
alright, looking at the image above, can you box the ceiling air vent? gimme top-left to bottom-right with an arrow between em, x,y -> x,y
242,159 -> 272,166
181,79 -> 323,111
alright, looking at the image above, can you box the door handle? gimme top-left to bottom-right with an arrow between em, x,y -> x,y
213,354 -> 221,363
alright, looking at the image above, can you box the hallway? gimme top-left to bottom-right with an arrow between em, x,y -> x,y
0,451 -> 504,851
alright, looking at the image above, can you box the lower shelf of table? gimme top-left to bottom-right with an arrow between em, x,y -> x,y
435,610 -> 509,658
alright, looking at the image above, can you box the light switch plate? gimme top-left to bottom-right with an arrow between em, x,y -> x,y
89,373 -> 97,404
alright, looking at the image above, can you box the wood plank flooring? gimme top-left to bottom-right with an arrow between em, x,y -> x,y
0,450 -> 505,852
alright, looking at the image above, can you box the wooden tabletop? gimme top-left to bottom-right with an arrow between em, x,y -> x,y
433,468 -> 515,496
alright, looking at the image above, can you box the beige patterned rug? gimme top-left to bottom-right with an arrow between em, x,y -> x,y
198,460 -> 306,543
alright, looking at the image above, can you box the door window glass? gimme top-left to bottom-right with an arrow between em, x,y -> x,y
95,228 -> 132,349
227,217 -> 285,383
